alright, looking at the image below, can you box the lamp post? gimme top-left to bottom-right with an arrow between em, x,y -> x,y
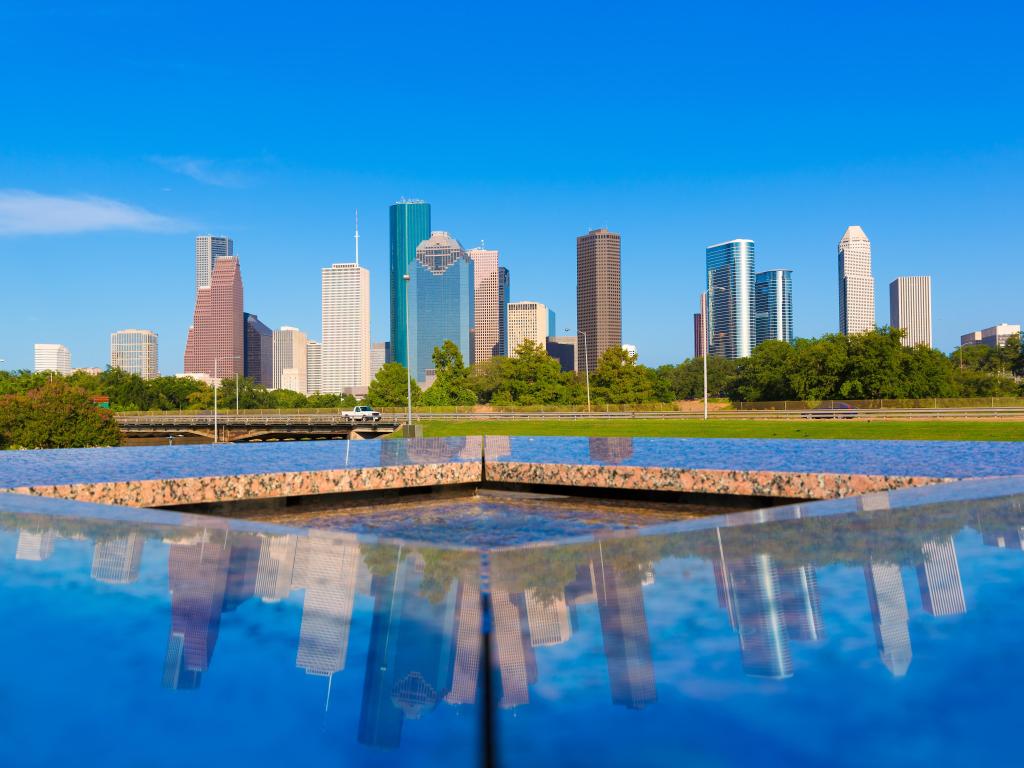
403,273 -> 413,431
704,282 -> 725,421
213,355 -> 240,444
573,328 -> 592,413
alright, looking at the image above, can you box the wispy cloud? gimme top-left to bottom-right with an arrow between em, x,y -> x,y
151,155 -> 248,187
0,190 -> 188,235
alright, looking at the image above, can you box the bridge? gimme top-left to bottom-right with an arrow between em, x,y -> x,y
115,412 -> 402,443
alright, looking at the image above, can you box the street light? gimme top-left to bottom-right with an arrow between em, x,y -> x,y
403,273 -> 413,432
570,328 -> 591,413
704,282 -> 726,421
213,355 -> 241,444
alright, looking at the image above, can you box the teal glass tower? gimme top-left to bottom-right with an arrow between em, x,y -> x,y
705,239 -> 755,359
755,269 -> 794,347
390,200 -> 432,368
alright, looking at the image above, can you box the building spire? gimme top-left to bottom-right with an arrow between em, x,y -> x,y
354,209 -> 360,266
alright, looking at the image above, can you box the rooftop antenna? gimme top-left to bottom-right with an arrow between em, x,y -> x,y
354,209 -> 360,266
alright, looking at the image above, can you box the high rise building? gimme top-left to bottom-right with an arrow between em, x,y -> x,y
306,340 -> 322,395
694,293 -> 707,357
254,534 -> 297,602
916,538 -> 966,617
370,342 -> 388,381
195,235 -> 233,292
889,276 -> 932,347
322,263 -> 371,394
961,323 -> 1021,348
507,301 -> 550,356
184,257 -> 244,380
91,533 -> 145,584
546,336 -> 577,372
754,269 -> 794,347
838,226 -> 875,335
272,326 -> 308,392
110,329 -> 159,379
445,578 -> 482,705
243,313 -> 273,387
864,561 -> 912,677
525,588 -> 572,647
409,232 -> 474,381
390,200 -> 431,369
498,266 -> 510,357
467,246 -> 500,364
15,528 -> 56,560
33,343 -> 72,375
577,228 -> 622,372
706,239 -> 755,359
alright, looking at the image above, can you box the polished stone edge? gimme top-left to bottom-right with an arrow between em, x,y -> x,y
484,461 -> 953,499
7,462 -> 483,508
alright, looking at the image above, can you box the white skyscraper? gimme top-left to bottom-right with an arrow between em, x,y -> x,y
33,343 -> 72,375
838,226 -> 875,335
507,301 -> 550,357
110,329 -> 159,379
321,264 -> 370,394
273,326 -> 308,391
195,235 -> 233,291
306,340 -> 322,395
889,276 -> 932,347
369,342 -> 388,381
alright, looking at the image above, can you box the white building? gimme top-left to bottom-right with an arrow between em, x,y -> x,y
194,235 -> 233,291
467,246 -> 500,363
321,263 -> 370,395
34,343 -> 72,375
306,340 -> 322,395
273,326 -> 308,392
507,301 -> 549,357
370,342 -> 388,381
838,225 -> 875,335
889,277 -> 932,347
961,323 -> 1021,348
622,343 -> 638,358
110,329 -> 159,379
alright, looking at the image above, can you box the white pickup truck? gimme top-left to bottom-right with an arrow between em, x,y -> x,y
343,405 -> 382,422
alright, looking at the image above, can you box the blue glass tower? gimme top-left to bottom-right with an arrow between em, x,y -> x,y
755,269 -> 794,347
389,200 -> 432,369
408,232 -> 475,381
705,239 -> 755,359
497,266 -> 510,356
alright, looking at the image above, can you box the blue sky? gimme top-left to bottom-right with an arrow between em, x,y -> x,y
1,1 -> 1022,371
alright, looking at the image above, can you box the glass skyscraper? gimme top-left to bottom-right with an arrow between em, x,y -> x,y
408,231 -> 475,381
389,200 -> 431,369
754,269 -> 793,347
497,266 -> 510,357
705,239 -> 755,359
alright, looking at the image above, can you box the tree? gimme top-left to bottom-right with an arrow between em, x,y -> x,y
728,340 -> 797,402
366,362 -> 421,407
420,340 -> 477,406
590,347 -> 656,404
471,340 -> 579,405
0,381 -> 122,449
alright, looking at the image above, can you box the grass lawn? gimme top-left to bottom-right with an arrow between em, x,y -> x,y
417,419 -> 1024,441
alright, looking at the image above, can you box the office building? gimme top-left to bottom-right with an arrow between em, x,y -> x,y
546,335 -> 577,372
306,340 -> 322,395
110,329 -> 159,379
445,579 -> 482,705
754,269 -> 794,346
622,343 -> 637,358
322,262 -> 370,394
507,301 -> 549,357
498,266 -> 511,356
184,257 -> 244,380
33,343 -> 72,375
254,535 -> 297,603
272,326 -> 308,392
467,246 -> 500,364
864,561 -> 912,677
243,313 -> 273,387
916,538 -> 966,617
548,309 -> 557,336
960,323 -> 1021,348
16,529 -> 56,561
195,235 -> 233,292
91,533 -> 145,584
889,276 -> 932,347
389,200 -> 431,369
525,589 -> 572,647
408,231 -> 474,381
706,239 -> 755,359
838,226 -> 875,335
694,293 -> 707,357
577,228 -> 622,372
370,342 -> 388,381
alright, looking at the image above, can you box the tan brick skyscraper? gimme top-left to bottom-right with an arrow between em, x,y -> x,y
576,228 -> 621,372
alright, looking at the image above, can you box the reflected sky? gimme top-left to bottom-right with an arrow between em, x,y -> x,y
2,484 -> 1024,766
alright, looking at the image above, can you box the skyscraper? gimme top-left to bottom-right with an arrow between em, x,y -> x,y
546,336 -> 577,372
195,235 -> 233,292
467,246 -> 500,363
305,340 -> 321,395
110,329 -> 159,379
33,343 -> 72,375
577,228 -> 622,372
889,276 -> 932,347
91,533 -> 145,584
498,266 -> 510,357
507,301 -> 550,356
916,538 -> 966,617
838,225 -> 875,335
322,263 -> 371,394
272,326 -> 308,391
694,293 -> 707,357
389,200 -> 431,369
370,342 -> 388,380
184,257 -> 244,379
754,269 -> 793,347
706,239 -> 755,359
864,561 -> 912,677
409,231 -> 474,381
243,313 -> 273,387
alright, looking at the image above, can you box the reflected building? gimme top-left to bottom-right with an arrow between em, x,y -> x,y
917,538 -> 967,617
16,529 -> 57,561
864,561 -> 912,677
776,565 -> 824,642
525,589 -> 572,647
720,554 -> 792,679
491,589 -> 535,708
588,437 -> 634,464
222,533 -> 260,612
255,534 -> 297,602
445,578 -> 482,706
91,533 -> 144,584
564,561 -> 597,632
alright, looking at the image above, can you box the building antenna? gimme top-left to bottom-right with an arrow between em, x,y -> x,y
354,209 -> 360,266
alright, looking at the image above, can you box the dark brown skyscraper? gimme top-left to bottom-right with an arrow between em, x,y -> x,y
577,228 -> 621,372
184,256 -> 244,379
